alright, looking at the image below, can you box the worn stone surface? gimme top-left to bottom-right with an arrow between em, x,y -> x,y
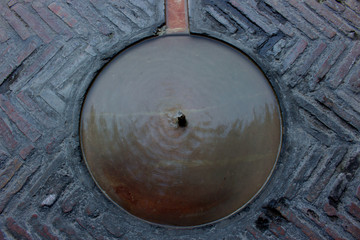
0,0 -> 360,239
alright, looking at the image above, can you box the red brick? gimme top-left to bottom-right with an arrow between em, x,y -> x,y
330,42 -> 360,88
246,226 -> 266,240
0,116 -> 18,150
282,38 -> 308,72
13,41 -> 63,90
303,208 -> 346,240
16,40 -> 38,66
0,94 -> 41,142
166,0 -> 188,33
324,203 -> 338,217
297,42 -> 327,76
0,164 -> 39,213
314,42 -> 346,83
349,67 -> 360,93
0,65 -> 15,84
17,91 -> 54,128
325,0 -> 346,12
278,207 -> 323,240
32,1 -> 73,39
12,3 -> 54,44
0,158 -> 22,189
345,0 -> 360,14
287,0 -> 336,38
343,8 -> 360,30
305,0 -> 356,35
264,0 -> 319,39
53,217 -> 84,239
48,2 -> 78,28
0,5 -> 32,40
29,214 -> 59,240
316,91 -> 360,131
347,202 -> 360,220
0,228 -> 5,240
67,0 -> 112,35
269,222 -> 286,237
19,144 -> 34,160
6,218 -> 32,240
0,18 -> 10,42
343,221 -> 360,239
230,0 -> 278,35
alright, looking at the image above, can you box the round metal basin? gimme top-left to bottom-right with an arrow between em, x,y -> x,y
80,35 -> 282,227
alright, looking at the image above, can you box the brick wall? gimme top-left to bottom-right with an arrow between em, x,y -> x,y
0,0 -> 359,239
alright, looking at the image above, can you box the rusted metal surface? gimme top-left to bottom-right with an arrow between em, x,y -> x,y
80,35 -> 282,226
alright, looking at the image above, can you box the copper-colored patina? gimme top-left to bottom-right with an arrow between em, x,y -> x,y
80,35 -> 282,226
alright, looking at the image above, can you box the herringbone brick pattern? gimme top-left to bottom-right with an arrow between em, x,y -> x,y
190,0 -> 360,239
0,0 -> 359,239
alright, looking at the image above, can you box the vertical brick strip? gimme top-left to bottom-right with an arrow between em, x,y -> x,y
166,0 -> 188,33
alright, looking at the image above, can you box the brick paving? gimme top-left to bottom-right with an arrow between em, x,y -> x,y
0,0 -> 359,239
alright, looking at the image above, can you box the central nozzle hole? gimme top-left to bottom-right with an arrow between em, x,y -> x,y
177,112 -> 187,128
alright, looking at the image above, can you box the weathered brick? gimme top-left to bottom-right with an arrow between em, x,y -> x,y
19,144 -> 34,160
303,208 -> 346,240
264,0 -> 319,39
269,222 -> 286,238
89,0 -> 132,34
305,147 -> 347,202
6,217 -> 33,240
12,3 -> 54,44
53,217 -> 88,240
205,5 -> 237,34
48,2 -> 78,28
29,214 -> 59,240
0,164 -> 39,213
16,40 -> 38,66
345,0 -> 360,14
12,42 -> 63,90
281,38 -> 308,72
0,65 -> 15,85
102,214 -> 127,238
278,207 -> 323,240
325,0 -> 346,12
330,42 -> 360,88
347,202 -> 360,221
0,5 -> 32,40
75,218 -> 106,240
0,94 -> 41,142
229,0 -> 278,35
111,1 -> 148,28
294,93 -> 353,141
305,0 -> 356,35
246,226 -> 266,240
313,42 -> 347,83
343,8 -> 360,28
288,0 -> 336,38
61,188 -> 83,213
66,0 -> 113,35
32,1 -> 73,39
343,220 -> 360,239
17,91 -> 55,128
40,88 -> 66,114
0,158 -> 22,189
0,116 -> 18,150
297,42 -> 327,76
348,67 -> 360,93
0,17 -> 10,42
316,91 -> 360,131
324,203 -> 338,217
